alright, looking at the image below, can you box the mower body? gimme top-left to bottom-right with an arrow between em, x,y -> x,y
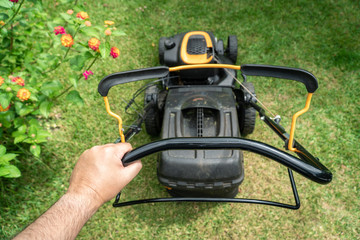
98,30 -> 332,208
145,31 -> 253,197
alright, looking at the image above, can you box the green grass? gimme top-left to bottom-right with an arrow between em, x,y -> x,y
1,0 -> 359,239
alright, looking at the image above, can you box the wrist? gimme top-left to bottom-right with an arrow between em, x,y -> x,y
65,187 -> 103,212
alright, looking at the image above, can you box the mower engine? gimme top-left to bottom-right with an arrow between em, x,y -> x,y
144,31 -> 254,197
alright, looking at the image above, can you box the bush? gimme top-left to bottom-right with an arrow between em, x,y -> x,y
0,0 -> 125,178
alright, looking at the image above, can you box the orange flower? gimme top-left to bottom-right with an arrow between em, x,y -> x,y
17,88 -> 31,101
105,28 -> 112,36
84,21 -> 91,27
61,34 -> 74,47
0,76 -> 4,86
104,20 -> 115,26
0,103 -> 10,112
0,21 -> 5,26
76,11 -> 89,20
88,38 -> 100,51
67,9 -> 74,15
110,47 -> 120,58
12,76 -> 25,86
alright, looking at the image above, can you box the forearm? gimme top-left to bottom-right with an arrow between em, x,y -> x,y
14,143 -> 141,239
14,192 -> 101,240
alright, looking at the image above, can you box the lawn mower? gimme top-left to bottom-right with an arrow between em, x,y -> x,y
98,31 -> 332,209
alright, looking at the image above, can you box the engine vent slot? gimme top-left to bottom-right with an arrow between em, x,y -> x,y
181,108 -> 220,137
187,35 -> 207,55
197,108 -> 204,137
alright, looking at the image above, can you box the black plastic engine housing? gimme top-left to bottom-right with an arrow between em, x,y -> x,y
157,86 -> 244,197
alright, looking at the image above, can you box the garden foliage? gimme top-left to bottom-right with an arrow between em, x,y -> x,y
0,0 -> 125,178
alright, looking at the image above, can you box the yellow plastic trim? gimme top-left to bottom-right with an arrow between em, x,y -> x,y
180,31 -> 213,64
169,64 -> 241,72
288,93 -> 313,152
103,96 -> 125,143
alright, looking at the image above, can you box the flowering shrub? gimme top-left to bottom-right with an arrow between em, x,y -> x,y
0,1 -> 126,178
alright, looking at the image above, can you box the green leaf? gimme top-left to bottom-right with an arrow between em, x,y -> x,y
40,81 -> 63,97
17,124 -> 27,133
99,41 -> 111,59
28,124 -> 38,136
112,30 -> 126,36
29,118 -> 41,127
0,0 -> 13,9
14,118 -> 25,128
39,100 -> 53,118
0,13 -> 9,20
80,27 -> 100,39
30,144 -> 41,157
69,77 -> 78,88
23,138 -> 35,144
0,110 -> 15,127
0,153 -> 17,164
59,0 -> 73,3
0,165 -> 21,178
69,52 -> 92,72
18,105 -> 34,117
0,145 -> 6,157
14,135 -> 28,144
34,131 -> 49,143
0,92 -> 12,109
37,129 -> 51,138
66,90 -> 84,107
59,12 -> 72,23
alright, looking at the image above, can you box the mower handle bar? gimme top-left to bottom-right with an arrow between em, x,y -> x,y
98,66 -> 169,97
98,64 -> 318,97
240,64 -> 318,93
121,137 -> 332,185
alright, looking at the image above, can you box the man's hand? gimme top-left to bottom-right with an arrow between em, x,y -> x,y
14,143 -> 141,239
67,143 -> 142,207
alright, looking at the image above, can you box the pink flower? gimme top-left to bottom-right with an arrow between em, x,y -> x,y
67,9 -> 74,15
54,26 -> 66,35
10,0 -> 19,3
12,76 -> 25,86
110,47 -> 120,58
83,70 -> 93,80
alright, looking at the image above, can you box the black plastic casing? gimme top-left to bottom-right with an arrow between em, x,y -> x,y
158,86 -> 244,197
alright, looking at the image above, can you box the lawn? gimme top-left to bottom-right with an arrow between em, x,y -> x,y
1,0 -> 359,239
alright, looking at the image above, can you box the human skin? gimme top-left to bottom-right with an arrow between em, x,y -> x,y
14,143 -> 142,240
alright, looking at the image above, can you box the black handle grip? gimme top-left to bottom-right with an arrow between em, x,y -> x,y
98,66 -> 169,97
122,137 -> 332,184
241,64 -> 318,93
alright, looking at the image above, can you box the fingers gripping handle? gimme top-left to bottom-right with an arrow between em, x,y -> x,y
240,64 -> 318,93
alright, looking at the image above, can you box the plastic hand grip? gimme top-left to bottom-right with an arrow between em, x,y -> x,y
240,64 -> 318,93
121,137 -> 332,184
98,66 -> 169,97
